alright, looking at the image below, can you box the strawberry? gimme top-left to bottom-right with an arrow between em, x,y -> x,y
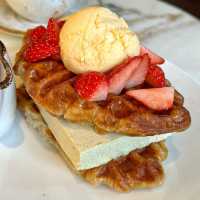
46,18 -> 60,45
125,54 -> 150,89
140,46 -> 165,65
57,20 -> 65,29
46,18 -> 61,59
50,45 -> 61,60
23,42 -> 52,62
23,18 -> 61,62
126,87 -> 174,111
146,65 -> 166,87
75,72 -> 108,101
107,57 -> 142,95
27,25 -> 46,43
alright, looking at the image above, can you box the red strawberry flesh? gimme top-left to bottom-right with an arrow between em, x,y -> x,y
125,54 -> 150,89
23,18 -> 61,62
146,65 -> 166,88
46,18 -> 60,45
126,87 -> 174,111
75,72 -> 108,101
57,20 -> 65,29
23,43 -> 52,62
140,46 -> 165,65
107,56 -> 142,95
27,25 -> 46,44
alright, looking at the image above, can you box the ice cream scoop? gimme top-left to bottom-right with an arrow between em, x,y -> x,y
60,7 -> 140,74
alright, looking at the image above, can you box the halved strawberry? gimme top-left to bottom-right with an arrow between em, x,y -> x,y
146,65 -> 166,88
125,54 -> 150,89
23,18 -> 61,62
57,20 -> 65,29
107,57 -> 142,95
75,72 -> 108,101
23,42 -> 52,62
46,18 -> 60,45
126,87 -> 174,110
27,25 -> 46,43
140,46 -> 165,65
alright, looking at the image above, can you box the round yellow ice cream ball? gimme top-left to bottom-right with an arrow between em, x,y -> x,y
59,6 -> 140,74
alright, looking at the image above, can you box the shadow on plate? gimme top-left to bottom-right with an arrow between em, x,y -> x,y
164,136 -> 180,164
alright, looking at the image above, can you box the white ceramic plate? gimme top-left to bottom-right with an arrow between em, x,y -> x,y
0,0 -> 92,36
0,60 -> 199,200
0,0 -> 43,36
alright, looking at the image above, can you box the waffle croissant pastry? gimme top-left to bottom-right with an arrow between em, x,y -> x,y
14,6 -> 191,192
17,86 -> 168,192
14,59 -> 190,136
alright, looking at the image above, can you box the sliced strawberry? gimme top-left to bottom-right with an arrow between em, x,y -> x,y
46,18 -> 61,59
140,46 -> 165,65
46,18 -> 60,45
107,57 -> 142,95
50,46 -> 61,60
27,25 -> 46,43
23,18 -> 61,62
125,54 -> 150,89
57,20 -> 65,29
75,72 -> 108,101
126,87 -> 174,111
146,65 -> 166,88
23,42 -> 52,62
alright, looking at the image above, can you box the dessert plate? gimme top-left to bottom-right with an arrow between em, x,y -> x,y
0,60 -> 199,200
0,0 -> 43,36
0,0 -> 91,37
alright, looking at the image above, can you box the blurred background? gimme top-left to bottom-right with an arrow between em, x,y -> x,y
162,0 -> 200,18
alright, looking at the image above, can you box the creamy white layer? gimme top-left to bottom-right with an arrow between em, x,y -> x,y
39,107 -> 171,170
